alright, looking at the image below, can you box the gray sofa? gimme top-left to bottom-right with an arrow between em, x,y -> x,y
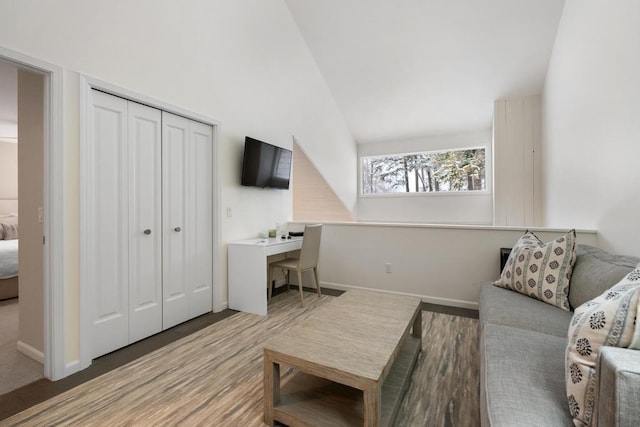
479,245 -> 640,426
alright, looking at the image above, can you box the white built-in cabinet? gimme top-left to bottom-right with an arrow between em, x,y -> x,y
493,95 -> 542,226
88,90 -> 213,358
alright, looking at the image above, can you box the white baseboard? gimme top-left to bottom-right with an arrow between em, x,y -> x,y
214,301 -> 229,312
320,281 -> 479,310
17,340 -> 44,364
65,360 -> 81,377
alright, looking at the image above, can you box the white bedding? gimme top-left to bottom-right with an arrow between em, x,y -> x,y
0,239 -> 18,279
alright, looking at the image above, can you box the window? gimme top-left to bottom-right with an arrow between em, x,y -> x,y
361,147 -> 486,195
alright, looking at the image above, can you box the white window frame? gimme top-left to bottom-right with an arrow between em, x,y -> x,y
359,146 -> 489,198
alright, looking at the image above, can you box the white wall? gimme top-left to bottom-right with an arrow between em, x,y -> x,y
0,60 -> 18,198
357,129 -> 493,224
0,0 -> 357,366
17,68 -> 45,359
290,222 -> 597,308
0,141 -> 17,198
0,58 -> 18,137
542,0 -> 640,257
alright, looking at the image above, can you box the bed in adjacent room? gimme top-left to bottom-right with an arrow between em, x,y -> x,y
0,201 -> 19,300
0,238 -> 19,300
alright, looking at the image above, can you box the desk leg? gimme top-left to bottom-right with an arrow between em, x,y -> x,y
263,352 -> 280,425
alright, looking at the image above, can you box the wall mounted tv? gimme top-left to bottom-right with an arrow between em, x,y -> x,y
241,136 -> 292,189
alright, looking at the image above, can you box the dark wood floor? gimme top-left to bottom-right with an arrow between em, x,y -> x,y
422,301 -> 479,319
0,287 -> 477,421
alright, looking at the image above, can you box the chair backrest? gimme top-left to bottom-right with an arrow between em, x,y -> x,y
298,224 -> 322,270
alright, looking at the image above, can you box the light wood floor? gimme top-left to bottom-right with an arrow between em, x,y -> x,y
2,291 -> 479,426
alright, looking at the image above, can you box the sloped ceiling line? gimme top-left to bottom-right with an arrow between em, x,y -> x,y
285,0 -> 565,143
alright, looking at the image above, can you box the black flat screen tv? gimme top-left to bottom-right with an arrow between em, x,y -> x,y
241,136 -> 292,189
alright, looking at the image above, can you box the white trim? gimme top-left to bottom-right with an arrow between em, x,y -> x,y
64,360 -> 81,377
359,146 -> 489,196
361,145 -> 487,160
79,75 -> 222,368
212,122 -> 223,313
81,76 -> 220,127
78,76 -> 92,371
289,220 -> 598,234
320,281 -> 479,310
0,46 -> 65,380
17,340 -> 45,364
359,190 -> 491,199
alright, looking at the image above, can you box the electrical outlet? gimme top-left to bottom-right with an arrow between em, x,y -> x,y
385,263 -> 391,273
226,207 -> 232,218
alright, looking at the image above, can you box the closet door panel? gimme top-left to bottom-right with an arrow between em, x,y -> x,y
188,120 -> 213,317
89,90 -> 129,358
128,102 -> 163,343
162,112 -> 190,329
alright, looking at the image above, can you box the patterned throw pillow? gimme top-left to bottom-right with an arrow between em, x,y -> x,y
565,264 -> 640,427
494,230 -> 576,310
0,224 -> 4,240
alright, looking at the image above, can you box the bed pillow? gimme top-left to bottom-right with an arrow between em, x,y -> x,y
565,264 -> 640,426
494,229 -> 576,310
1,223 -> 18,240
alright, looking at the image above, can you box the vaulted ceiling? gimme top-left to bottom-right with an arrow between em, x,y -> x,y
0,2 -> 566,147
285,0 -> 566,143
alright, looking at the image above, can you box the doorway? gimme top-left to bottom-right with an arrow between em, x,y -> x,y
0,46 -> 65,382
0,59 -> 45,394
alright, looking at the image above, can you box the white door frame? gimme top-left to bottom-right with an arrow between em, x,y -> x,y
79,76 -> 222,370
0,46 -> 65,380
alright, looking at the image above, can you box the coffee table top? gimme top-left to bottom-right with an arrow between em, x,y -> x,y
264,289 -> 421,386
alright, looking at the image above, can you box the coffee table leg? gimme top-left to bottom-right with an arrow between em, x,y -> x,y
264,352 -> 280,425
412,309 -> 422,340
363,384 -> 380,427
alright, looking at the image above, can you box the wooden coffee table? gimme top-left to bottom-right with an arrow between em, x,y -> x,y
263,289 -> 422,427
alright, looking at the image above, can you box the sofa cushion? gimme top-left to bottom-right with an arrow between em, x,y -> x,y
565,265 -> 640,427
569,245 -> 640,310
494,230 -> 576,311
480,323 -> 573,426
480,283 -> 572,338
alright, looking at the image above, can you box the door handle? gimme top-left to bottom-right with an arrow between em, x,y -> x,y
174,227 -> 181,232
143,229 -> 152,235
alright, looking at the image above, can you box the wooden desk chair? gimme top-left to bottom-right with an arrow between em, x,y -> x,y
269,224 -> 322,307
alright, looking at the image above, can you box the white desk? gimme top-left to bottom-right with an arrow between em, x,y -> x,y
228,237 -> 303,315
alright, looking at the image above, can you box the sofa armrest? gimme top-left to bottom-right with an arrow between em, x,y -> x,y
598,346 -> 640,427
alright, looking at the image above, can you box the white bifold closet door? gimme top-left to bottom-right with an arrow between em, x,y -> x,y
89,91 -> 163,357
128,102 -> 163,343
89,91 -> 131,358
88,90 -> 212,358
162,112 -> 213,330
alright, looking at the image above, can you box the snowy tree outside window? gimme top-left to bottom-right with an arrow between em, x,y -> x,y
361,148 -> 486,195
